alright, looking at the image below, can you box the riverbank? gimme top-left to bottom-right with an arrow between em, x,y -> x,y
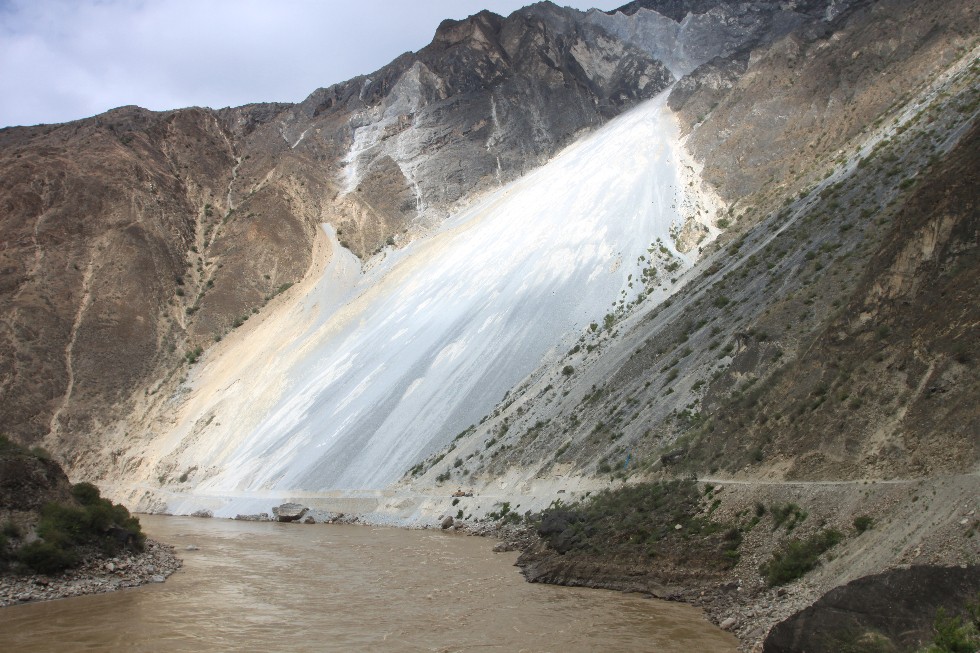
504,474 -> 978,652
0,538 -> 181,607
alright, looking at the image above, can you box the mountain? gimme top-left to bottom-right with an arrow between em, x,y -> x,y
0,0 -> 978,646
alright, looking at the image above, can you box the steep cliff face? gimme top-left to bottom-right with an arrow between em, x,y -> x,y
669,0 -> 978,200
589,0 -> 851,77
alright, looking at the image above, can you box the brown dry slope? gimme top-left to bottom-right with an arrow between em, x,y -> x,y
0,108 -> 236,453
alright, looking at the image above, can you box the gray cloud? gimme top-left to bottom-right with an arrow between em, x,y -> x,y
0,0 -> 625,128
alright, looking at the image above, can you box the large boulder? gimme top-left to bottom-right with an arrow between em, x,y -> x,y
272,503 -> 308,522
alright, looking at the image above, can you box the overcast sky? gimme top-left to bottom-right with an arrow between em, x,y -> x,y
0,0 -> 626,128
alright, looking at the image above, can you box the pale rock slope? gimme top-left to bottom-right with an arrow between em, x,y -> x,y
118,92 -> 710,516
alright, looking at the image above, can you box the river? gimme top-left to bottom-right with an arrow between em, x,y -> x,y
0,515 -> 737,652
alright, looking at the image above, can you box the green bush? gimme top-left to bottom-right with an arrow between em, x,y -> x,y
769,502 -> 807,531
760,528 -> 843,586
71,482 -> 102,506
920,601 -> 980,653
853,515 -> 874,533
530,480 -> 741,568
13,482 -> 145,575
15,541 -> 78,575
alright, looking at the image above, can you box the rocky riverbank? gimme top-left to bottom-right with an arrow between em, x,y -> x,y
0,539 -> 181,607
439,474 -> 980,653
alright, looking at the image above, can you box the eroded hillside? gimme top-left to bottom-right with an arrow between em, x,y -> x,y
0,2 -> 698,468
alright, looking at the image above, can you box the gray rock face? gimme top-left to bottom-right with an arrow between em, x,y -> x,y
587,0 -> 853,76
220,5 -> 675,250
272,503 -> 308,522
666,53 -> 748,121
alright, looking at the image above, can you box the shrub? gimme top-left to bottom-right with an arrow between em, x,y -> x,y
15,483 -> 145,574
562,365 -> 575,376
71,482 -> 102,506
760,528 -> 843,586
853,515 -> 874,533
185,346 -> 203,364
770,502 -> 807,531
530,480 -> 740,567
15,541 -> 78,575
921,602 -> 980,653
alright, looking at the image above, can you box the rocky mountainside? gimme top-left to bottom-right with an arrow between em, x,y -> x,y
0,0 -> 873,479
1,2 -> 682,461
412,0 -> 979,484
1,0 -> 978,647
0,0 -> 972,490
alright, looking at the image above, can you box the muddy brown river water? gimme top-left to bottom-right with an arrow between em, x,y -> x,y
0,515 -> 737,652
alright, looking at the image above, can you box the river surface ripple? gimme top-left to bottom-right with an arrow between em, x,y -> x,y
0,515 -> 737,652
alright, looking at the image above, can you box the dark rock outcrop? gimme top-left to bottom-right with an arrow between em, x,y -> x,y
764,565 -> 980,653
0,441 -> 74,533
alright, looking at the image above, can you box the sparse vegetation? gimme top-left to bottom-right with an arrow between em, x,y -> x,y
531,480 -> 741,567
760,528 -> 843,586
853,515 -> 874,533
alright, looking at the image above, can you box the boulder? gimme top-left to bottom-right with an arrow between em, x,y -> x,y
441,516 -> 454,529
272,503 -> 308,522
234,512 -> 271,521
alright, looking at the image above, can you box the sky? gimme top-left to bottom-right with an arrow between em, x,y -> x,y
0,0 -> 626,128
